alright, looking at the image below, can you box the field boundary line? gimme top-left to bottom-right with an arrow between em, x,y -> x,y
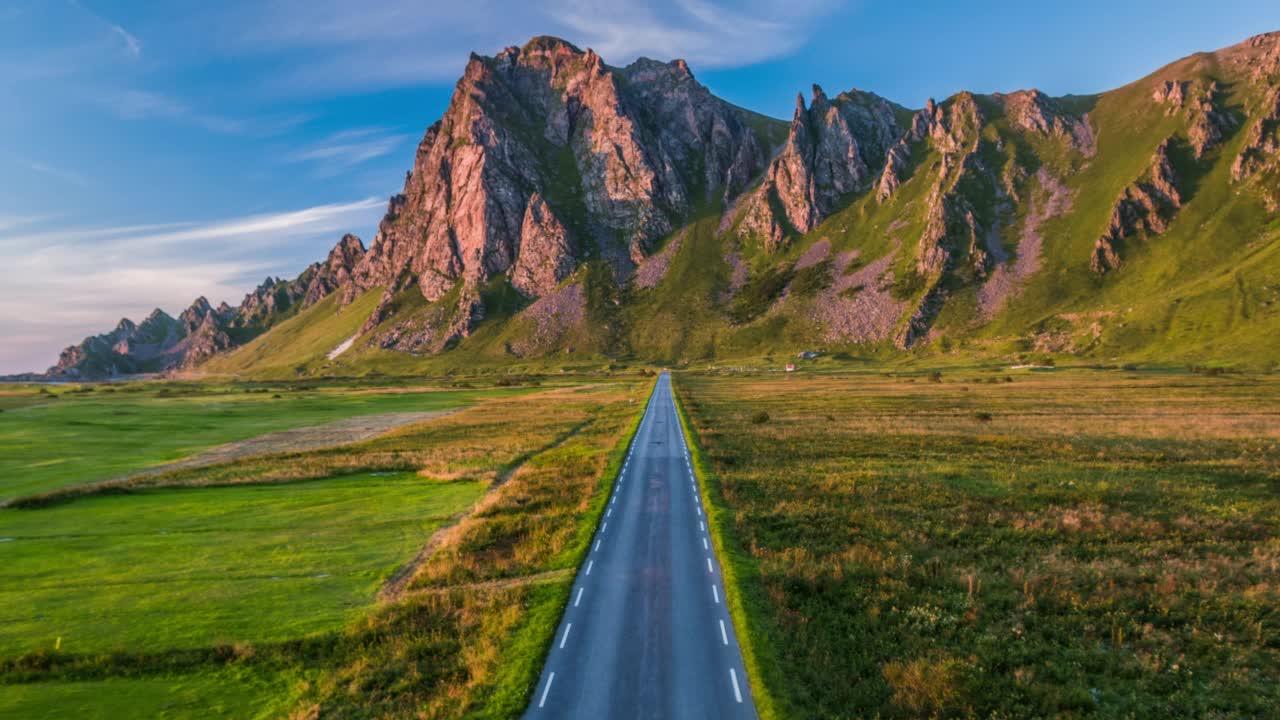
377,415 -> 596,601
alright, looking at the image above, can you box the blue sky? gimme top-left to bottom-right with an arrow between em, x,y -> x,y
1,0 -> 1277,373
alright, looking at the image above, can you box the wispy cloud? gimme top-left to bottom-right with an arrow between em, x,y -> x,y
0,214 -> 50,233
110,23 -> 141,58
552,0 -> 831,68
68,0 -> 142,60
287,127 -> 414,177
228,0 -> 842,93
103,89 -> 246,134
0,198 -> 385,374
28,161 -> 90,188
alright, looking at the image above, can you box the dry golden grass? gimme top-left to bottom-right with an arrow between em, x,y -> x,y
678,367 -> 1280,719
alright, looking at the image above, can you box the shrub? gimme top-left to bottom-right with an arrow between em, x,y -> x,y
928,371 -> 943,383
789,259 -> 833,297
750,411 -> 770,425
729,264 -> 794,324
973,411 -> 993,423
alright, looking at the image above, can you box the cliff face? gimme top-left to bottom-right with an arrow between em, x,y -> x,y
341,37 -> 776,349
738,86 -> 902,250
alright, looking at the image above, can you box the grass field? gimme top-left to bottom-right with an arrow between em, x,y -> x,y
0,382 -> 521,500
0,471 -> 484,655
676,367 -> 1280,718
0,378 -> 647,718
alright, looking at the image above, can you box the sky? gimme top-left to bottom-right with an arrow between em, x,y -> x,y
1,0 -> 1278,373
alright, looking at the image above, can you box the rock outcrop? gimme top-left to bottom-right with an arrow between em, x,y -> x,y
510,193 -> 576,296
1232,86 -> 1280,180
738,86 -> 901,249
1091,138 -> 1183,274
997,89 -> 1095,155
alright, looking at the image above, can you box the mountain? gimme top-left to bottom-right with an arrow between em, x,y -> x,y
38,31 -> 1280,378
41,235 -> 366,379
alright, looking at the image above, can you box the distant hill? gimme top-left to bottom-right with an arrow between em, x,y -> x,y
38,32 -> 1280,378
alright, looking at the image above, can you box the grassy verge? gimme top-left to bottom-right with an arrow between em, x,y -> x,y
297,379 -> 650,718
473,378 -> 650,717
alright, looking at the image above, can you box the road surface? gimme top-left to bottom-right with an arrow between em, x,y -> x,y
524,372 -> 759,719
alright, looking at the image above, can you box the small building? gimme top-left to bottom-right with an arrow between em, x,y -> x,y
785,363 -> 796,372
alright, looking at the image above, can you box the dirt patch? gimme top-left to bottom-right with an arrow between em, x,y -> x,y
508,283 -> 586,357
977,169 -> 1072,320
807,249 -> 905,343
719,251 -> 750,303
121,409 -> 461,481
795,238 -> 832,270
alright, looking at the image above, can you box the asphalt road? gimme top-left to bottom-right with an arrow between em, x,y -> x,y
524,372 -> 759,720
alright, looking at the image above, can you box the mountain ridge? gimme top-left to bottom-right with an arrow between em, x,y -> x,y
29,30 -> 1280,379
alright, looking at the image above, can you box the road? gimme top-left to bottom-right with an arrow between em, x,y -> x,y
524,372 -> 758,719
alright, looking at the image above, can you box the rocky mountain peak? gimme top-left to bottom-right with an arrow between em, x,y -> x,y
341,34 -> 777,346
738,85 -> 901,248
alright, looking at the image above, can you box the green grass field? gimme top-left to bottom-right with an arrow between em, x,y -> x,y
0,378 -> 647,719
0,668 -> 290,720
677,367 -> 1280,718
0,471 -> 485,655
0,383 -> 516,501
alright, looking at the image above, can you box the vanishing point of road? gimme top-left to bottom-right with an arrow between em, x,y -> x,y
524,371 -> 759,719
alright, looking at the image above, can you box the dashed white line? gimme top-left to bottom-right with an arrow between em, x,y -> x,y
703,537 -> 709,550
712,585 -> 720,604
560,623 -> 573,649
606,507 -> 612,518
700,521 -> 705,532
575,587 -> 584,606
539,672 -> 555,708
719,619 -> 729,645
706,557 -> 714,573
586,560 -> 594,575
594,539 -> 601,552
602,521 -> 608,532
730,668 -> 743,703
696,506 -> 702,516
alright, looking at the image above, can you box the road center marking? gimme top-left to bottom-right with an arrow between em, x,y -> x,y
712,585 -> 720,604
602,521 -> 608,532
575,587 -> 584,606
719,619 -> 729,645
706,557 -> 714,573
594,539 -> 601,552
730,668 -> 743,703
700,521 -> 705,532
586,560 -> 594,575
703,537 -> 709,550
539,672 -> 555,708
560,623 -> 572,649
